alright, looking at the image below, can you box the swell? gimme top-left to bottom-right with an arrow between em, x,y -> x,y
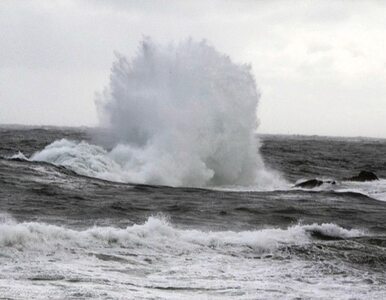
2,156 -> 383,203
1,156 -> 133,187
1,157 -> 215,195
295,189 -> 379,201
2,155 -> 278,195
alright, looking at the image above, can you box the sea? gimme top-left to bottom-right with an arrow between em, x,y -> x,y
0,125 -> 385,300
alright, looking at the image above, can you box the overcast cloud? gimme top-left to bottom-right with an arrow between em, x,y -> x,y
0,0 -> 385,137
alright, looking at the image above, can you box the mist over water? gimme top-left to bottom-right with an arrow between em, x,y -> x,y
92,38 -> 282,187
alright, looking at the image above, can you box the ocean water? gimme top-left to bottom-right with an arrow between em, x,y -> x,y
0,126 -> 386,299
1,39 -> 386,299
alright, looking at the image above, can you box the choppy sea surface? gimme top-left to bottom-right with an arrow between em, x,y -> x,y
1,126 -> 386,299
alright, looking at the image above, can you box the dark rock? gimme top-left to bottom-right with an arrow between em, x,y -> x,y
295,179 -> 324,189
309,230 -> 344,241
345,171 -> 379,182
295,179 -> 336,189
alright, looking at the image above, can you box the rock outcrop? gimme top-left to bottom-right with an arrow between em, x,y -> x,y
345,171 -> 379,182
294,171 -> 379,189
295,179 -> 336,189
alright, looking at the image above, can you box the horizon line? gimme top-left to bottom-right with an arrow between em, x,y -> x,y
1,123 -> 385,140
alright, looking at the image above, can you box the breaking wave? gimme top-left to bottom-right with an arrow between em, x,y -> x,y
0,215 -> 364,253
28,38 -> 284,188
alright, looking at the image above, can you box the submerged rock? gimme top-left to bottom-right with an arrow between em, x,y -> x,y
295,170 -> 379,189
345,171 -> 379,182
294,179 -> 336,189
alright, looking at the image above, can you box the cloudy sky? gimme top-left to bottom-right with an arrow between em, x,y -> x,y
1,0 -> 385,137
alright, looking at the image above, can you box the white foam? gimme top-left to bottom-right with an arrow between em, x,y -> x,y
9,151 -> 28,160
30,139 -> 127,182
0,216 -> 364,252
89,38 -> 283,188
0,216 -> 376,300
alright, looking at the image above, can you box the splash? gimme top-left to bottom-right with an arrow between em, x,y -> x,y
93,38 -> 281,187
29,38 -> 283,188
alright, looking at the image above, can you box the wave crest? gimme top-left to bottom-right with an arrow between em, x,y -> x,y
0,216 -> 364,253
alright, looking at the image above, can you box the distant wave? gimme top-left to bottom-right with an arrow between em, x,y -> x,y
292,188 -> 376,200
30,139 -> 127,183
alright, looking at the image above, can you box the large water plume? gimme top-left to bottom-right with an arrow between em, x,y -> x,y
32,38 -> 283,188
93,38 -> 278,187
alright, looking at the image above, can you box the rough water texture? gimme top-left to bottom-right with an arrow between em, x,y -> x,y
1,40 -> 386,299
1,126 -> 386,299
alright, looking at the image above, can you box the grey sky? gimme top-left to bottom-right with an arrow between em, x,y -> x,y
1,0 -> 385,137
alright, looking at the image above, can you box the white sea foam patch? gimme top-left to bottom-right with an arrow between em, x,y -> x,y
0,216 -> 364,252
0,216 -> 372,299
